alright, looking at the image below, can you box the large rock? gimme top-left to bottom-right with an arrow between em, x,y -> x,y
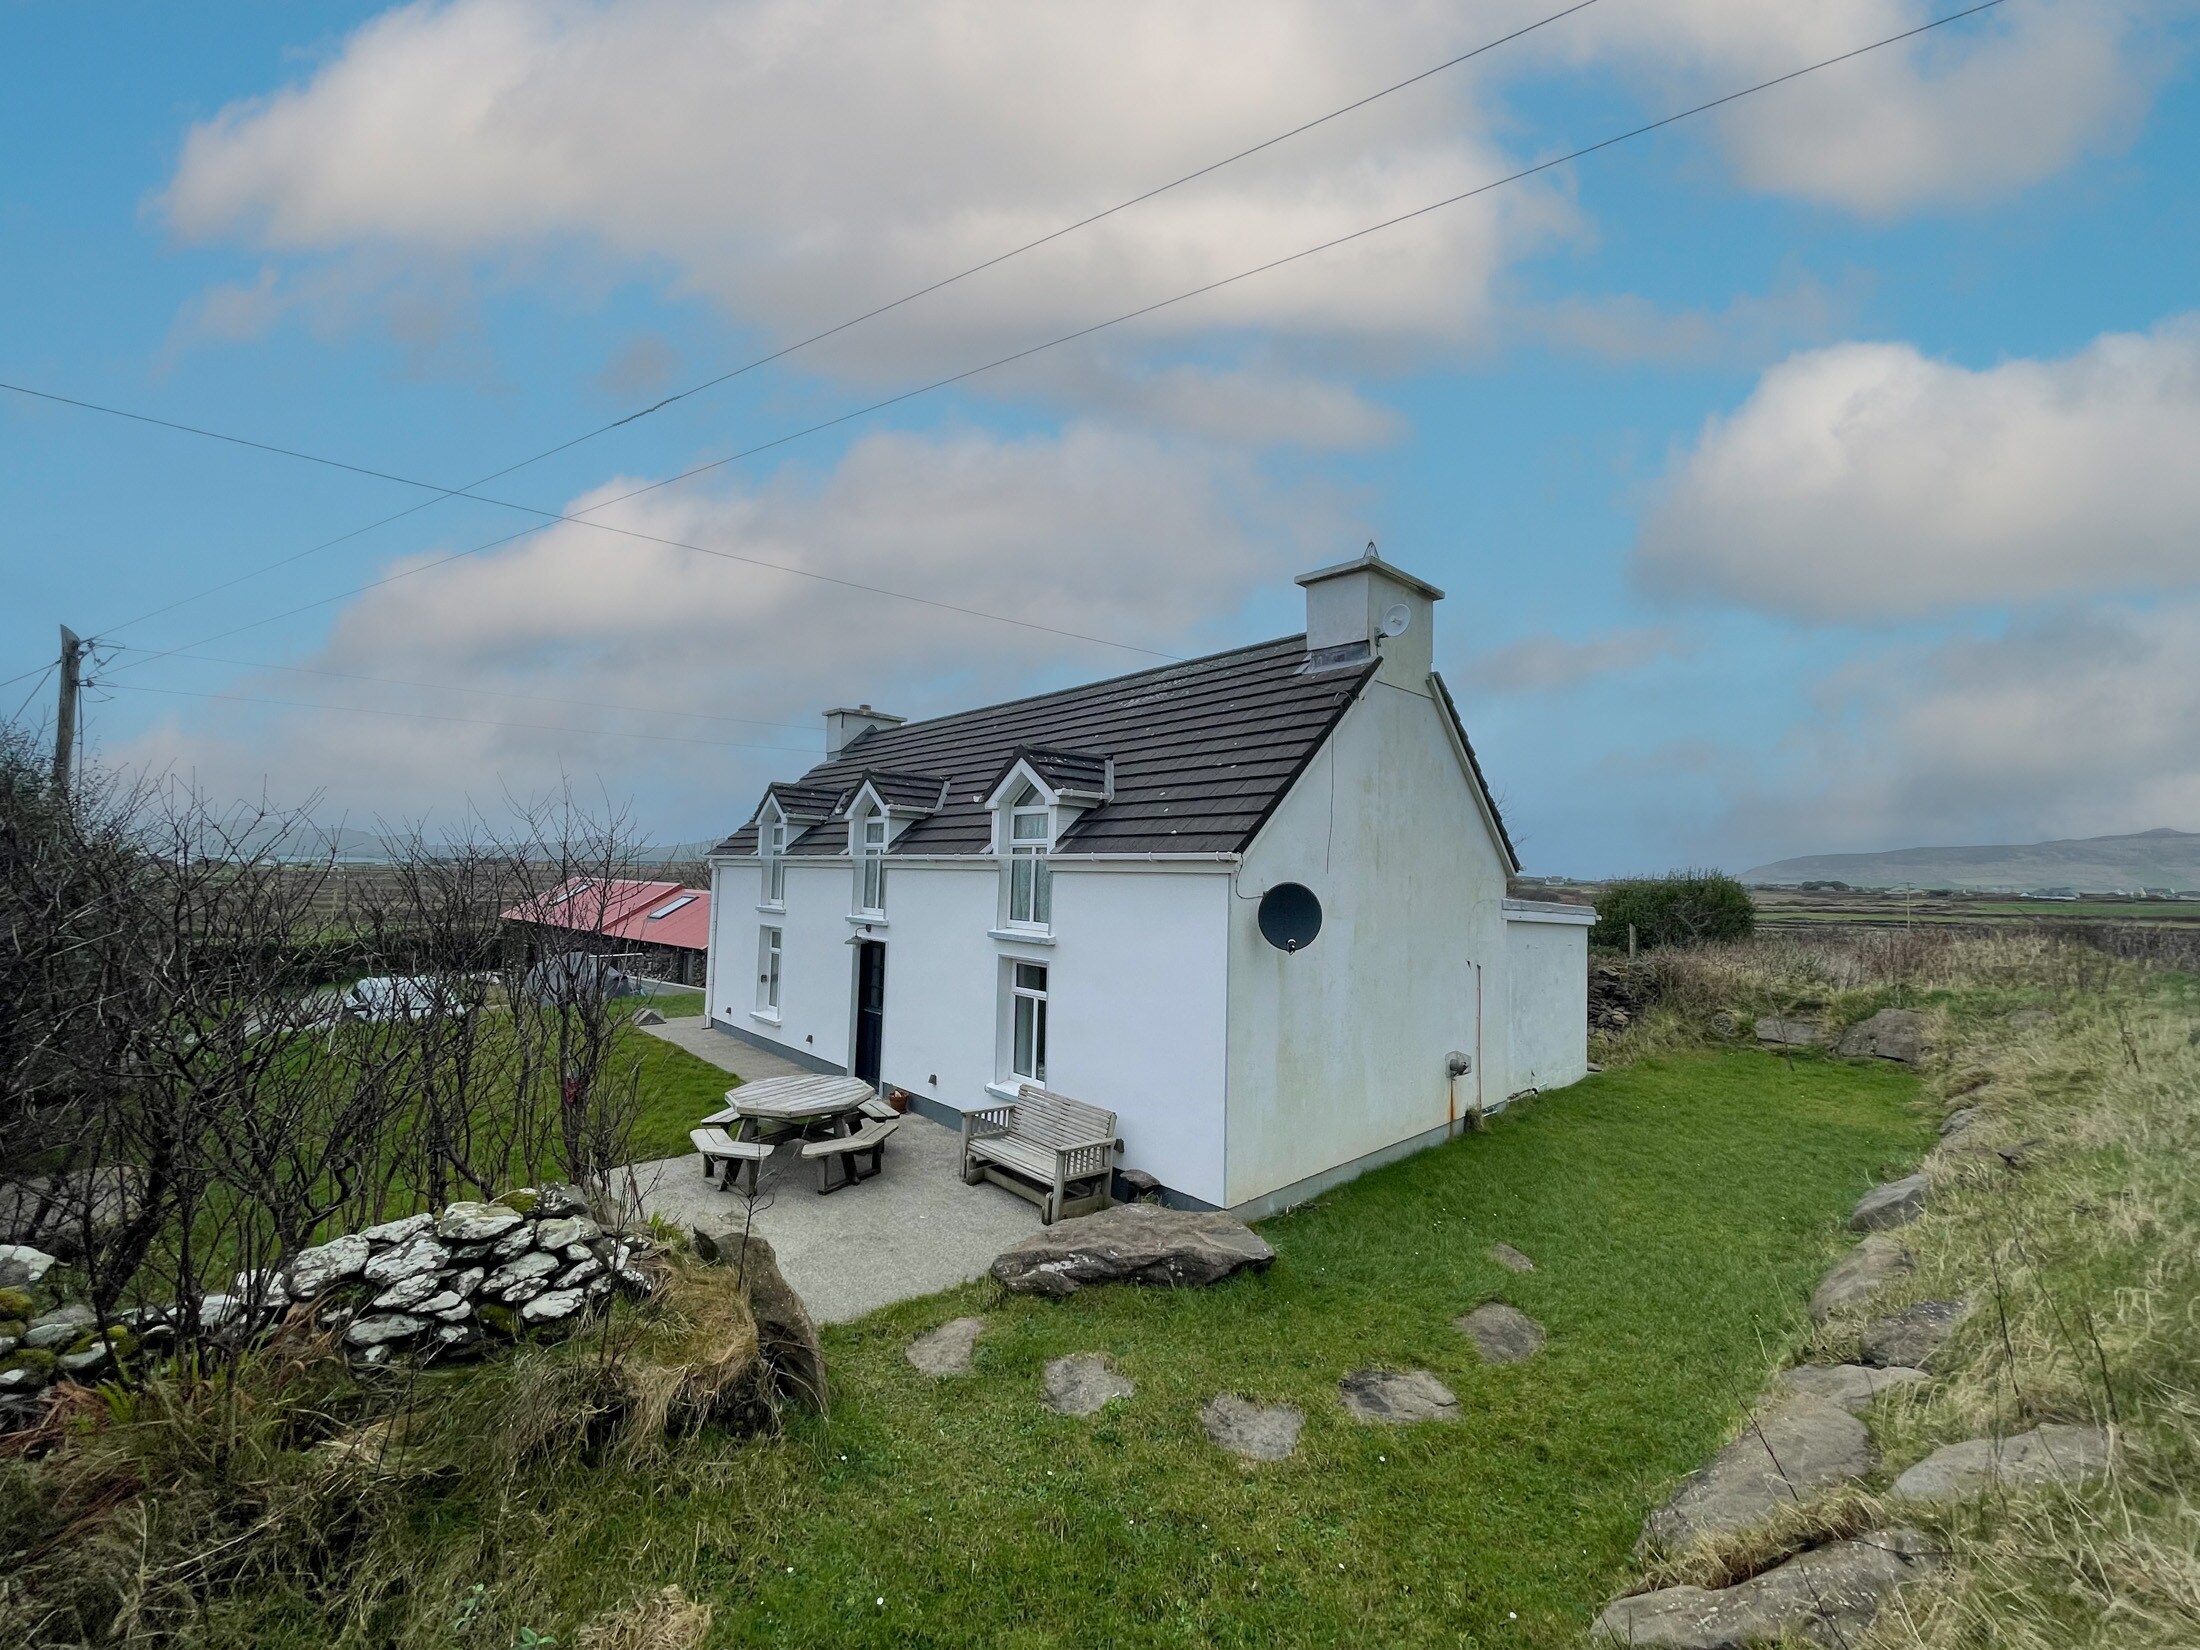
435,1201 -> 526,1243
535,1215 -> 603,1251
1892,1423 -> 2111,1501
702,1228 -> 827,1414
0,1168 -> 143,1258
1849,1175 -> 1929,1232
364,1233 -> 451,1286
345,1313 -> 429,1347
1490,1242 -> 1536,1273
1862,1300 -> 1966,1371
26,1304 -> 97,1349
1339,1369 -> 1459,1424
1455,1303 -> 1545,1364
359,1213 -> 433,1247
0,1244 -> 58,1289
1810,1235 -> 1913,1323
484,1248 -> 560,1299
1778,1364 -> 1931,1414
286,1233 -> 370,1296
1641,1399 -> 1876,1550
1594,1528 -> 1941,1647
1836,1008 -> 1931,1064
1939,1106 -> 1985,1139
906,1317 -> 985,1378
519,1288 -> 585,1325
1202,1395 -> 1302,1461
991,1204 -> 1275,1298
1755,1017 -> 1822,1048
1043,1352 -> 1133,1416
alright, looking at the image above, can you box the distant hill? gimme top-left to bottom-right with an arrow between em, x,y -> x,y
1744,829 -> 2200,895
240,824 -> 721,866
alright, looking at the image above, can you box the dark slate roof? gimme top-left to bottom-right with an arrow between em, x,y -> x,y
712,635 -> 1377,858
855,770 -> 951,812
993,745 -> 1109,801
766,781 -> 846,820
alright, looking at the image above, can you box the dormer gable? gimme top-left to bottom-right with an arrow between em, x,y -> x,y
980,746 -> 1112,812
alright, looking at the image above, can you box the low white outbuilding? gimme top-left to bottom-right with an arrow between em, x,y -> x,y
705,548 -> 1592,1217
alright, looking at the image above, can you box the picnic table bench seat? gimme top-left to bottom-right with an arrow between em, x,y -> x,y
800,1116 -> 900,1193
690,1126 -> 774,1194
960,1084 -> 1119,1225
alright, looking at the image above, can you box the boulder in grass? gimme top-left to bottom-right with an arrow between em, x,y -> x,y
1892,1423 -> 2111,1501
1755,1017 -> 1822,1048
1490,1242 -> 1536,1273
1849,1175 -> 1929,1232
1641,1399 -> 1875,1551
1043,1353 -> 1133,1417
1810,1235 -> 1913,1324
1862,1300 -> 1966,1372
1202,1395 -> 1303,1462
1778,1363 -> 1931,1414
1594,1527 -> 1940,1647
991,1204 -> 1275,1298
1339,1369 -> 1459,1425
906,1317 -> 985,1378
1455,1303 -> 1545,1364
1836,1008 -> 1931,1064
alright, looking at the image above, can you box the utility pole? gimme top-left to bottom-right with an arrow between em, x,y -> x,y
53,625 -> 83,796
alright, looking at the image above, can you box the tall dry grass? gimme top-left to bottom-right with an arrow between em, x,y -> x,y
1605,928 -> 2200,1648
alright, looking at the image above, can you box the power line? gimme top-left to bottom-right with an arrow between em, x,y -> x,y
69,0 -> 1605,642
104,680 -> 824,756
99,0 -> 2010,686
107,643 -> 823,735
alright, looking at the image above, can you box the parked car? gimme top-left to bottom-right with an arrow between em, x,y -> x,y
340,975 -> 458,1023
520,952 -> 641,1005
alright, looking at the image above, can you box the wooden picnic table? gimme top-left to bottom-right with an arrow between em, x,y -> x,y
701,1073 -> 879,1137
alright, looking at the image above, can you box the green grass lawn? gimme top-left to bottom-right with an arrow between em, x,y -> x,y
327,1049 -> 1925,1650
624,1021 -> 739,1162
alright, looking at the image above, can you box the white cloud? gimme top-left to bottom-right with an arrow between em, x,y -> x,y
162,0 -> 1569,376
1637,316 -> 2200,619
1561,0 -> 2173,215
1724,600 -> 2200,854
1458,626 -> 1688,694
109,422 -> 1348,823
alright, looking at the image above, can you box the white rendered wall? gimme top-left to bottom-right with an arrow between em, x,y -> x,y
707,850 -> 1232,1204
1503,915 -> 1591,1095
1223,677 -> 1516,1209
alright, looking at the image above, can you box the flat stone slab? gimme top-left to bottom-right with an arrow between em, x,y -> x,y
1778,1363 -> 1931,1414
1892,1423 -> 2111,1501
1811,1234 -> 1914,1323
1455,1303 -> 1545,1364
1849,1175 -> 1928,1232
1755,1016 -> 1822,1047
1595,1527 -> 1941,1647
1836,1008 -> 1931,1064
1043,1353 -> 1133,1416
992,1204 -> 1275,1298
1202,1395 -> 1303,1461
1862,1300 -> 1966,1371
1490,1242 -> 1536,1273
1339,1369 -> 1459,1424
1642,1398 -> 1876,1550
906,1316 -> 985,1377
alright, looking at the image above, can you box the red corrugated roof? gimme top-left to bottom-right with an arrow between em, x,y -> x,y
502,877 -> 711,953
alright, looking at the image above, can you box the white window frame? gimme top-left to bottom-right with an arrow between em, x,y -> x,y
1004,783 -> 1053,931
760,811 -> 788,908
1007,960 -> 1048,1084
853,809 -> 887,916
756,925 -> 782,1016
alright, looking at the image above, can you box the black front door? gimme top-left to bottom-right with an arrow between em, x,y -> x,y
853,940 -> 886,1088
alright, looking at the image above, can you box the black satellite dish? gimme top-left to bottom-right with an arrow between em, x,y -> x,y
1257,882 -> 1323,952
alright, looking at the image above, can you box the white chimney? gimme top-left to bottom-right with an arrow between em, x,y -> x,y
824,703 -> 905,759
1295,542 -> 1443,685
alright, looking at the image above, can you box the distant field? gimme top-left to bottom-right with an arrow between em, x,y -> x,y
1750,886 -> 2200,930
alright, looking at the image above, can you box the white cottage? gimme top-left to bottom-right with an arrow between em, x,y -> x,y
704,548 -> 1591,1217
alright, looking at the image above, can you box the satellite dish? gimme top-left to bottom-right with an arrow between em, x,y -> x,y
1257,882 -> 1323,953
1379,603 -> 1412,638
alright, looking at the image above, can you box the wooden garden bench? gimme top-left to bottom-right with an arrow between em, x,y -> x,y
959,1084 -> 1119,1225
800,1116 -> 900,1193
690,1126 -> 774,1195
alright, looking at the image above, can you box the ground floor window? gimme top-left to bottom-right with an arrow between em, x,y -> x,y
757,926 -> 782,1013
1009,960 -> 1047,1083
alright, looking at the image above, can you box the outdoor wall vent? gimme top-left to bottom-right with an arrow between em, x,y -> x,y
1257,882 -> 1323,952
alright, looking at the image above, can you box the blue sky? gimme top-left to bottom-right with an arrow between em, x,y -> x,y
3,0 -> 2196,873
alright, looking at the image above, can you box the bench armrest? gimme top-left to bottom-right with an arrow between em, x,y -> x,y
960,1103 -> 1016,1145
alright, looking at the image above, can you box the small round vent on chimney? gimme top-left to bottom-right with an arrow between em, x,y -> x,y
1257,882 -> 1323,953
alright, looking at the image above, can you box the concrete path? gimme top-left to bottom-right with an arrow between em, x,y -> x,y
638,1014 -> 813,1083
628,1106 -> 1038,1325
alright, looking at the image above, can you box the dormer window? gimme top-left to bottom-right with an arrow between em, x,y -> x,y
1006,783 -> 1052,929
855,810 -> 887,915
760,813 -> 788,906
